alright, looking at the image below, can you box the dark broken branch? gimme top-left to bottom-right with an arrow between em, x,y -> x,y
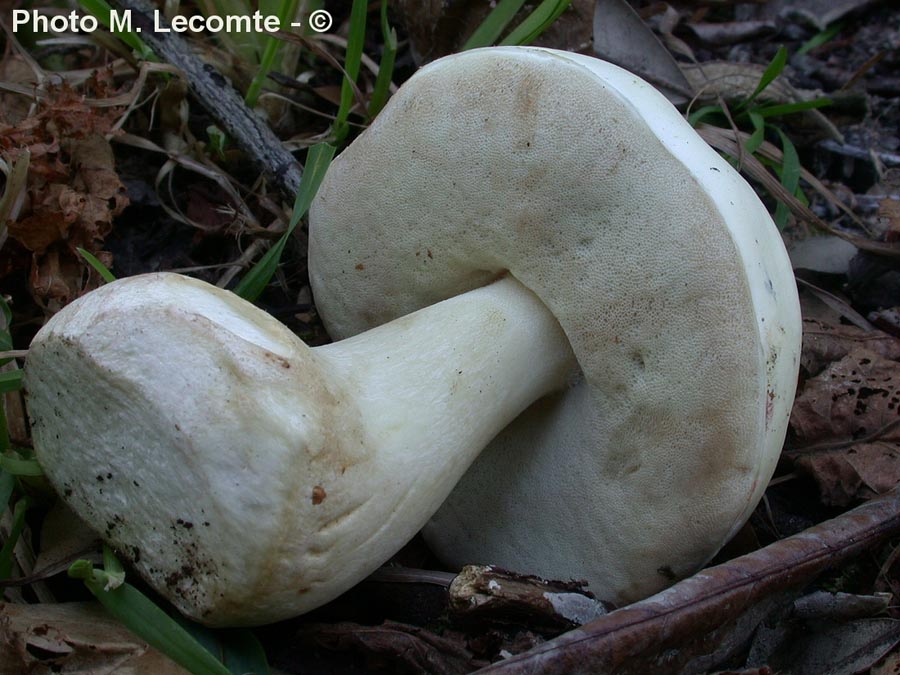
108,0 -> 304,200
475,486 -> 900,674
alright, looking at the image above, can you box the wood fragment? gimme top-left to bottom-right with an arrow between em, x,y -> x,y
107,0 -> 304,201
448,565 -> 608,632
474,486 -> 900,674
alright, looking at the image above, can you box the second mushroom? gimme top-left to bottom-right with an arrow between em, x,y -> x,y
24,47 -> 802,627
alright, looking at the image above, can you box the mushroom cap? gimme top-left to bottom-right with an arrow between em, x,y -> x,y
308,47 -> 801,603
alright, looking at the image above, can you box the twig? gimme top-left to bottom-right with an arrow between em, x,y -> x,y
367,566 -> 457,587
107,0 -> 304,201
474,486 -> 900,674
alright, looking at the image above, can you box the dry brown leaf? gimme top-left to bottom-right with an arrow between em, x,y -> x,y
790,349 -> 900,446
0,601 -> 189,675
871,648 -> 900,675
33,502 -> 101,575
793,442 -> 900,506
789,347 -> 900,505
792,591 -> 892,621
683,61 -> 799,104
800,319 -> 900,377
0,77 -> 128,309
593,0 -> 692,103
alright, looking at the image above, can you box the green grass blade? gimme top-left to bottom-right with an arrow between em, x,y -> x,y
368,0 -> 397,118
0,404 -> 9,454
245,0 -> 301,107
0,497 -> 30,579
102,543 -> 127,590
221,630 -> 270,675
0,297 -> 13,364
0,470 -> 14,510
797,22 -> 843,56
0,455 -> 43,477
0,297 -> 10,334
500,0 -> 571,46
754,98 -> 833,118
77,248 -> 116,283
333,0 -> 368,141
463,0 -> 528,50
740,45 -> 787,109
745,112 -> 766,155
70,562 -> 233,675
774,128 -> 801,229
0,370 -> 23,393
688,104 -> 726,127
207,125 -> 228,159
174,616 -> 270,675
235,142 -> 335,301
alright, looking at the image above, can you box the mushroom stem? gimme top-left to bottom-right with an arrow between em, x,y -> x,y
311,271 -> 577,570
25,272 -> 576,625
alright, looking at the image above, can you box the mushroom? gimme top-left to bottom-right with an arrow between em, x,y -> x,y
24,47 -> 801,627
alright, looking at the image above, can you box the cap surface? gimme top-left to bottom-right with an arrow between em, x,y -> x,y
308,47 -> 800,602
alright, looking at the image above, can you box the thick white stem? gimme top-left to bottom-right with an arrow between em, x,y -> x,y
308,274 -> 576,583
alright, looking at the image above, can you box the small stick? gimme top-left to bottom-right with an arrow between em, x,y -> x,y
108,0 -> 304,201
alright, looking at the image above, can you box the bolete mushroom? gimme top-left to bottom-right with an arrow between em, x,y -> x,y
24,47 -> 801,627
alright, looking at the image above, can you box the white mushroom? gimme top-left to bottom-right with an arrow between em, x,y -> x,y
24,47 -> 801,627
26,272 -> 573,626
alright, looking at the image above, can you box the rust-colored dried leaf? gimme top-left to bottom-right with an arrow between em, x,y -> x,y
790,349 -> 900,446
0,77 -> 128,309
788,347 -> 900,504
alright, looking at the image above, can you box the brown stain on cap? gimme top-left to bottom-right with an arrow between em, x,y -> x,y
312,485 -> 326,505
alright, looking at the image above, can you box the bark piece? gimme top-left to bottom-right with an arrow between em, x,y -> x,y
449,566 -> 608,632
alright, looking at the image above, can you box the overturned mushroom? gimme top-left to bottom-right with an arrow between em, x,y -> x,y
24,47 -> 801,627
